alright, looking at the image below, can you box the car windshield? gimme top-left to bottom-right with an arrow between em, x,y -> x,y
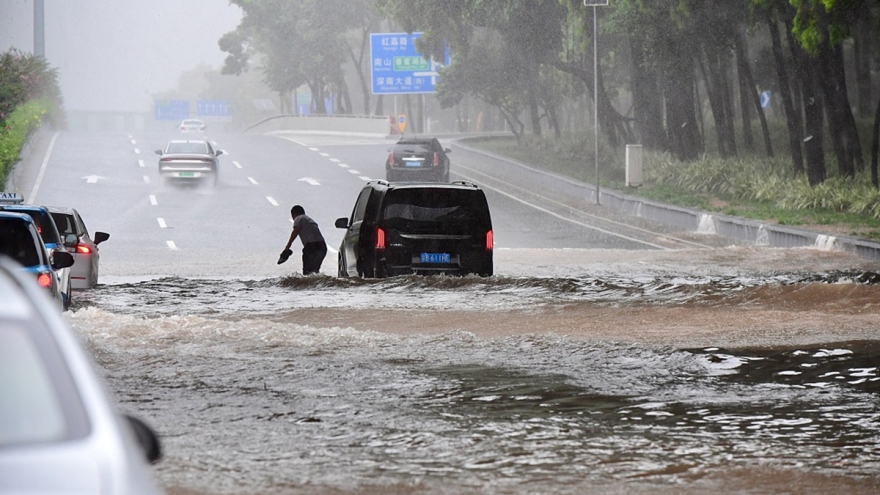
167,141 -> 209,154
0,219 -> 42,266
382,189 -> 489,234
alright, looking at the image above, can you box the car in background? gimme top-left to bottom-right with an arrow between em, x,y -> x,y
178,118 -> 206,133
0,255 -> 164,494
0,212 -> 74,308
385,137 -> 451,183
335,180 -> 493,278
49,206 -> 110,289
0,195 -> 73,310
155,139 -> 224,186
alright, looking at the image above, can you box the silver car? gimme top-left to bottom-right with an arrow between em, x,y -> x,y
0,256 -> 164,494
49,206 -> 110,289
155,139 -> 224,186
178,118 -> 206,133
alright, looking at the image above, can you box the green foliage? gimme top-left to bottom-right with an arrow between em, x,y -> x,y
0,48 -> 63,128
0,98 -> 52,187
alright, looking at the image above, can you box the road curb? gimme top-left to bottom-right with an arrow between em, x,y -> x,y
454,138 -> 880,262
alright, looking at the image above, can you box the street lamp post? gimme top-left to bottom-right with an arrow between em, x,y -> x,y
584,0 -> 608,205
34,0 -> 45,58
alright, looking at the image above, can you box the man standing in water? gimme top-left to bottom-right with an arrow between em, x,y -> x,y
278,205 -> 327,275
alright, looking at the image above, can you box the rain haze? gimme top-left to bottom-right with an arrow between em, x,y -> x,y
3,2 -> 880,495
0,0 -> 242,112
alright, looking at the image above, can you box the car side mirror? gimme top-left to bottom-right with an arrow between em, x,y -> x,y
52,251 -> 74,269
64,233 -> 78,247
335,218 -> 349,229
94,232 -> 110,245
125,415 -> 162,464
154,149 -> 163,155
216,150 -> 225,156
444,148 -> 452,153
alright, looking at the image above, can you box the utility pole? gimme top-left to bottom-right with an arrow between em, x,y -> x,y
34,0 -> 45,57
584,0 -> 608,205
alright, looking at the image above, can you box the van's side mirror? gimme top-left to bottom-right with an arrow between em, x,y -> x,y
444,148 -> 452,153
125,415 -> 163,464
154,149 -> 163,155
94,232 -> 110,245
335,218 -> 349,229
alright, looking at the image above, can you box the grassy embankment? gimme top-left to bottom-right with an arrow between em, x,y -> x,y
467,121 -> 880,240
0,98 -> 51,188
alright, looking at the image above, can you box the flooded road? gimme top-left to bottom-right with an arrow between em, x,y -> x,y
66,247 -> 880,495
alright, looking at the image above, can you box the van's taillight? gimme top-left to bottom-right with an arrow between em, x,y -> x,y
376,227 -> 386,250
433,152 -> 439,166
388,151 -> 395,165
76,244 -> 92,254
486,230 -> 494,251
37,272 -> 52,288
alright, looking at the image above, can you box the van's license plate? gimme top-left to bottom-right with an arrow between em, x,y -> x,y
421,253 -> 450,263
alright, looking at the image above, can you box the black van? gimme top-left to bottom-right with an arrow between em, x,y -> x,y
335,181 -> 494,278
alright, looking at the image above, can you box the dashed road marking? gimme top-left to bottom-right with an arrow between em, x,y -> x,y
166,240 -> 178,251
143,176 -> 150,184
157,218 -> 167,229
248,177 -> 258,185
149,195 -> 157,206
348,169 -> 360,174
266,196 -> 279,206
138,159 -> 145,168
234,161 -> 242,169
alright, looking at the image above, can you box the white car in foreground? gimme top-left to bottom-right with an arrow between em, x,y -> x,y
0,256 -> 164,494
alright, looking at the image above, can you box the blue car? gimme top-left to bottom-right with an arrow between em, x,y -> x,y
0,194 -> 74,309
0,211 -> 73,309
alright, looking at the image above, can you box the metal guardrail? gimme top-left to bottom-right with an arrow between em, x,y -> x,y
454,138 -> 880,262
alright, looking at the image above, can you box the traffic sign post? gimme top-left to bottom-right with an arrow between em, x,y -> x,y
584,1 -> 608,204
397,114 -> 407,133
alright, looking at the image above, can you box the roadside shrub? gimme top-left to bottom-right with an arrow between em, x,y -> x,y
0,98 -> 51,187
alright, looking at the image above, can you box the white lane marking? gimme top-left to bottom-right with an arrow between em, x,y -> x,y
309,147 -> 319,152
166,240 -> 178,251
338,163 -> 349,168
131,139 -> 136,145
134,148 -> 140,154
82,175 -> 104,183
138,159 -> 145,168
247,177 -> 258,185
149,195 -> 157,206
348,169 -> 360,174
233,161 -> 242,169
330,158 -> 340,162
26,131 -> 59,203
266,196 -> 279,206
157,218 -> 167,229
454,167 -> 671,250
298,177 -> 321,186
319,152 -> 330,157
143,176 -> 151,184
359,176 -> 371,181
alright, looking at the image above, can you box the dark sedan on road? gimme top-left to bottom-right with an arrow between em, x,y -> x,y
385,137 -> 451,183
155,139 -> 224,186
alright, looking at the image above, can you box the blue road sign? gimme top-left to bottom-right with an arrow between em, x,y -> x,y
154,99 -> 190,120
197,100 -> 231,118
370,32 -> 449,95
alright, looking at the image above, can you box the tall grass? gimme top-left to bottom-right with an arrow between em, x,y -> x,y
0,98 -> 52,187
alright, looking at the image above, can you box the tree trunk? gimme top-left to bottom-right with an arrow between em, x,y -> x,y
734,31 -> 755,152
698,44 -> 736,158
629,36 -> 667,150
662,54 -> 702,161
853,6 -> 873,118
793,45 -> 826,186
872,96 -> 880,188
768,16 -> 804,173
734,31 -> 772,157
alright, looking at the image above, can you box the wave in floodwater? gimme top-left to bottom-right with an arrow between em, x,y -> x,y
66,270 -> 880,494
73,270 -> 880,316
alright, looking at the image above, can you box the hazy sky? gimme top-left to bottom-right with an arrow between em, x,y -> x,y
0,0 -> 242,112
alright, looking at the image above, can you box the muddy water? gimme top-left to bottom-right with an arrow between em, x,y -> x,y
67,247 -> 880,494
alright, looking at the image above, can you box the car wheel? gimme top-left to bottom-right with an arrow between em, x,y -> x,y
337,253 -> 346,278
63,281 -> 72,311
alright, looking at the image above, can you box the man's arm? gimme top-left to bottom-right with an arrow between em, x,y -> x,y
284,226 -> 301,250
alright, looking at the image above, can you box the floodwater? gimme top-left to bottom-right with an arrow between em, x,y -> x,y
67,247 -> 880,495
